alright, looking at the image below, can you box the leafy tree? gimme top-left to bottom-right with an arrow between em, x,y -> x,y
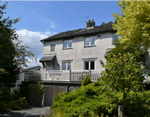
113,0 -> 150,51
0,2 -> 35,88
102,43 -> 145,92
101,0 -> 150,116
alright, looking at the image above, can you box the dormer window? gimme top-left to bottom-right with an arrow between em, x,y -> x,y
63,40 -> 72,49
85,36 -> 96,46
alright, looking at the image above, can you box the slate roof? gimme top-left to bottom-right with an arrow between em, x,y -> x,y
41,22 -> 115,42
20,66 -> 41,73
39,54 -> 56,62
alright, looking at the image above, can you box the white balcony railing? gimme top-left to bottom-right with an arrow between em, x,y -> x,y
25,69 -> 105,82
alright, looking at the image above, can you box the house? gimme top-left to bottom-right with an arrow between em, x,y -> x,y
24,20 -> 150,106
39,20 -> 118,82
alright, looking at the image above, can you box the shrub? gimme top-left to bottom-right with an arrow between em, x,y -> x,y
51,82 -> 118,117
81,75 -> 92,86
0,87 -> 27,111
51,80 -> 150,117
8,97 -> 27,110
20,82 -> 45,106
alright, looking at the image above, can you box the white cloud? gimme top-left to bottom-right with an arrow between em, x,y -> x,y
26,58 -> 42,68
16,29 -> 57,67
39,18 -> 57,29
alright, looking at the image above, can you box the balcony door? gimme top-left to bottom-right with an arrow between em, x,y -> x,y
84,61 -> 95,70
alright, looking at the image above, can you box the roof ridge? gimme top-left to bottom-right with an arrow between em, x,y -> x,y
41,22 -> 114,42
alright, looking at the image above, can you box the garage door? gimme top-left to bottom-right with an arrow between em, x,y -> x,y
44,85 -> 66,106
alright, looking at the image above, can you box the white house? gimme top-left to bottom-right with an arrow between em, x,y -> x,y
39,20 -> 118,81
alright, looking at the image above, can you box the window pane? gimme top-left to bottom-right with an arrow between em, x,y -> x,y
91,61 -> 94,70
85,61 -> 89,70
85,38 -> 90,46
63,41 -> 67,49
62,62 -> 66,70
51,45 -> 55,52
68,40 -> 72,48
67,62 -> 71,70
91,38 -> 95,45
64,40 -> 72,49
85,37 -> 95,46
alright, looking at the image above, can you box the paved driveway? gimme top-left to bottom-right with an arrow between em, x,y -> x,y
0,107 -> 50,117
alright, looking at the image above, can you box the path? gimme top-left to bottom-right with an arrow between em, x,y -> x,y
0,107 -> 50,117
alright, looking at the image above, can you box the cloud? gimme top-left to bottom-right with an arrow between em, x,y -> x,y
39,18 -> 57,29
26,58 -> 41,68
16,29 -> 57,67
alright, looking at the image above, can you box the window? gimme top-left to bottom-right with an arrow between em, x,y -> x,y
50,44 -> 55,52
112,34 -> 119,44
62,62 -> 71,70
63,40 -> 72,49
85,37 -> 96,46
84,61 -> 95,70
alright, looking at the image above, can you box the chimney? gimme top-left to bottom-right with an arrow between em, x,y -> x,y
87,19 -> 95,28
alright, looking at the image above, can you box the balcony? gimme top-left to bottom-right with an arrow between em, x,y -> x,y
24,69 -> 104,82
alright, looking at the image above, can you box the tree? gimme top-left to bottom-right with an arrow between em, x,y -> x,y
102,1 -> 150,116
113,0 -> 150,52
0,2 -> 35,88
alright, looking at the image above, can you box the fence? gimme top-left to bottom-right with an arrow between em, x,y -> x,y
25,69 -> 104,82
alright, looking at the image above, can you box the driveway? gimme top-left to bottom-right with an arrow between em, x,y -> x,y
0,107 -> 51,117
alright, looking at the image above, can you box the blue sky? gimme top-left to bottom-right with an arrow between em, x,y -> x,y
2,1 -> 121,67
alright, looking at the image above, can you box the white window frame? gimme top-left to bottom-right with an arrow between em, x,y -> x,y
84,36 -> 96,46
62,62 -> 71,70
84,60 -> 95,70
63,39 -> 72,49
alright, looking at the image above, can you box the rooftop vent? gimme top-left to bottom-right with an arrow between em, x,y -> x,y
87,19 -> 95,28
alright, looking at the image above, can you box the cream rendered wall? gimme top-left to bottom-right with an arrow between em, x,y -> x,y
42,32 -> 115,71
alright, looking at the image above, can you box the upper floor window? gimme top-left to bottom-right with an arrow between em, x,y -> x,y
85,37 -> 96,46
112,34 -> 119,44
63,40 -> 72,49
50,44 -> 55,52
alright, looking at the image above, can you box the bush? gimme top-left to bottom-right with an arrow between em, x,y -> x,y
7,97 -> 27,110
20,82 -> 45,106
51,80 -> 150,117
0,87 -> 27,111
51,82 -> 118,117
81,75 -> 92,86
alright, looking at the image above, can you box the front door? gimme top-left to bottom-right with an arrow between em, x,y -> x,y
46,62 -> 54,80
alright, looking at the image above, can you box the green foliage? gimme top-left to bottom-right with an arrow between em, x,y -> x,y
51,80 -> 150,117
7,97 -> 27,110
20,82 -> 45,106
81,75 -> 92,86
51,82 -> 118,117
113,0 -> 150,51
0,2 -> 35,90
0,87 -> 27,111
102,44 -> 145,93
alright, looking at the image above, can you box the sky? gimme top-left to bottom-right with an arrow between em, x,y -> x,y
2,1 -> 121,68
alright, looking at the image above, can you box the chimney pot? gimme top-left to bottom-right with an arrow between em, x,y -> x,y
87,19 -> 95,28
